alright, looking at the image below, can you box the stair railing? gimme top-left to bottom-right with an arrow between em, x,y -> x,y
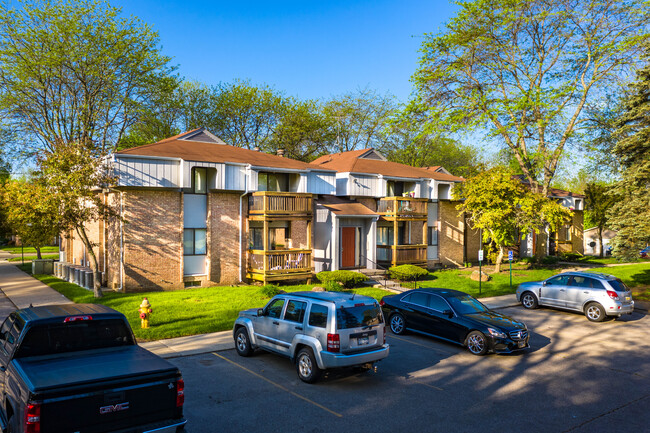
359,254 -> 389,290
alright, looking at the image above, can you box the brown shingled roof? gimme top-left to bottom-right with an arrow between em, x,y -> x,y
117,134 -> 329,171
310,149 -> 464,182
317,196 -> 377,216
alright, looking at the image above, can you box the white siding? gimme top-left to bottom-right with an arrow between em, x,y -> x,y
184,194 -> 207,228
308,171 -> 336,195
114,157 -> 180,188
335,173 -> 349,196
349,174 -> 379,197
313,206 -> 333,273
225,164 -> 247,191
183,161 -> 223,190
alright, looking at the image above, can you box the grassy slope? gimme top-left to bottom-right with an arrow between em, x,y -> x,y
0,246 -> 59,254
7,254 -> 59,262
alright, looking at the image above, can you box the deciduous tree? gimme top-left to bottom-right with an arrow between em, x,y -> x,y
413,0 -> 649,196
584,182 -> 618,258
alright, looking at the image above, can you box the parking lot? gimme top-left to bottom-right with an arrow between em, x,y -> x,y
173,306 -> 650,433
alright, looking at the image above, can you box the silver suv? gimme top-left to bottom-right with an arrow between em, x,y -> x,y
233,291 -> 389,383
516,272 -> 634,322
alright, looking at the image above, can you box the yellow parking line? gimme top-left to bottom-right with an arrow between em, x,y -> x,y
211,352 -> 343,418
410,378 -> 444,391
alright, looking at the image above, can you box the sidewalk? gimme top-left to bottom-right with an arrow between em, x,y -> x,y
0,253 -> 647,360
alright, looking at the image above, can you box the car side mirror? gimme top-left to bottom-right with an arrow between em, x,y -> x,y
542,281 -> 547,286
257,309 -> 265,317
443,309 -> 453,318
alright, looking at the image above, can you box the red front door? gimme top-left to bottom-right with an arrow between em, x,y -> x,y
341,227 -> 356,268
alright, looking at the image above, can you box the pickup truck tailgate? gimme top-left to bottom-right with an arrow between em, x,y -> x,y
14,346 -> 182,433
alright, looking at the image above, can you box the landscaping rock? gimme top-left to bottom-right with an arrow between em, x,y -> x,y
311,286 -> 325,292
470,270 -> 491,282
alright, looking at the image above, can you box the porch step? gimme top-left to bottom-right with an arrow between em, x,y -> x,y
370,279 -> 409,293
354,268 -> 388,278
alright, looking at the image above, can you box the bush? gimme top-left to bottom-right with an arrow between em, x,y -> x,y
519,257 -> 535,264
324,281 -> 344,291
541,255 -> 560,265
388,264 -> 428,281
560,252 -> 582,262
260,284 -> 282,298
316,270 -> 368,289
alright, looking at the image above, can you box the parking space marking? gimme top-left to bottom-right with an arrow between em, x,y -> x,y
211,352 -> 343,418
408,378 -> 444,391
389,335 -> 457,355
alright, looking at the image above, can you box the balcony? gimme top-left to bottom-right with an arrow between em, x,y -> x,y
248,192 -> 313,218
247,249 -> 312,283
377,197 -> 427,220
377,244 -> 427,267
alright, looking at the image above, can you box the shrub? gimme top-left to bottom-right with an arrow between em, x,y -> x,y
541,255 -> 560,265
260,284 -> 282,298
560,252 -> 582,262
389,264 -> 428,281
316,270 -> 368,289
324,281 -> 344,292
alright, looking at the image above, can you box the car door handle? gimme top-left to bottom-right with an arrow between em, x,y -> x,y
583,291 -> 590,294
560,289 -> 565,292
272,321 -> 279,325
295,326 -> 303,330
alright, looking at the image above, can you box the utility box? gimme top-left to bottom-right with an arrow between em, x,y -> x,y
32,259 -> 54,275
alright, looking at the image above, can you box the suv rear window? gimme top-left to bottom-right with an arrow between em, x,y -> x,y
336,304 -> 383,330
608,279 -> 629,292
15,319 -> 135,358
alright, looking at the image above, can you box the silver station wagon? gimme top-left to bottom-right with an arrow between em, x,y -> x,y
516,272 -> 634,322
233,291 -> 389,383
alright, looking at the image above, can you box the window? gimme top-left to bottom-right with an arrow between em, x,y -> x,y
407,292 -> 429,307
336,305 -> 383,329
377,226 -> 394,246
265,299 -> 285,319
284,300 -> 307,323
428,295 -> 448,312
258,172 -> 289,192
308,304 -> 329,328
428,227 -> 438,246
564,225 -> 572,241
192,167 -> 207,194
249,227 -> 263,250
184,229 -> 207,255
547,275 -> 570,286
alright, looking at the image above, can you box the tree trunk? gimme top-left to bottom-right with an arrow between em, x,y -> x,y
75,226 -> 103,298
494,245 -> 504,273
36,246 -> 42,260
598,226 -> 604,258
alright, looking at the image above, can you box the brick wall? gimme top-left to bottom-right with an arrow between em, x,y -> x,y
572,210 -> 584,254
291,220 -> 310,249
208,192 -> 244,284
356,197 -> 377,212
121,189 -> 183,291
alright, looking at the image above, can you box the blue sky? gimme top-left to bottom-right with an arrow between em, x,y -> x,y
113,0 -> 458,102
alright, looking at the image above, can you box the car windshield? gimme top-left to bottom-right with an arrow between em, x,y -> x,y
446,295 -> 489,315
608,279 -> 629,292
336,304 -> 383,329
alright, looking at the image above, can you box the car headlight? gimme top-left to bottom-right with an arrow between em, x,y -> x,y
487,328 -> 507,339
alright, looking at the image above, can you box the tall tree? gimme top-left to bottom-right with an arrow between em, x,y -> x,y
2,178 -> 60,259
413,0 -> 649,196
584,182 -> 617,258
457,167 -> 572,272
324,88 -> 396,153
608,46 -> 650,260
0,0 -> 173,156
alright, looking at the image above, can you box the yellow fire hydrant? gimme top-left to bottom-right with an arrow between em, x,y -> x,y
139,298 -> 152,329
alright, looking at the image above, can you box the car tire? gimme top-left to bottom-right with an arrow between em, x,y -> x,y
465,331 -> 488,356
389,313 -> 406,335
585,302 -> 606,322
296,347 -> 322,383
521,291 -> 539,309
234,327 -> 254,357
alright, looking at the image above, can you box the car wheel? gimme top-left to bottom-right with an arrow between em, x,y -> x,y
234,327 -> 253,357
296,347 -> 322,383
389,313 -> 406,335
585,302 -> 606,322
521,292 -> 539,309
465,331 -> 488,356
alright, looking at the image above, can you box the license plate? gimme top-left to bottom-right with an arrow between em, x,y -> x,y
358,336 -> 369,346
517,341 -> 526,348
626,296 -> 631,301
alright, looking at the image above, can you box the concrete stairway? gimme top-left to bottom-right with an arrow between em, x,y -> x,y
354,268 -> 408,293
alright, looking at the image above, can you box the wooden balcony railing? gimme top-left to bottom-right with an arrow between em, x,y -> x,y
248,249 -> 312,273
248,192 -> 313,216
377,244 -> 427,266
377,197 -> 428,218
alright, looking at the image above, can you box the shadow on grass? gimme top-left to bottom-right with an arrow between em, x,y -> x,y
630,269 -> 650,286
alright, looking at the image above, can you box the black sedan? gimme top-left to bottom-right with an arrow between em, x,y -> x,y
380,288 -> 529,355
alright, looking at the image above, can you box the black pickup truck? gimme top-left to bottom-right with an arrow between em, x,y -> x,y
0,304 -> 186,433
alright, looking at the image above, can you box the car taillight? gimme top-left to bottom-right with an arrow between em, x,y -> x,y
379,299 -> 385,306
606,290 -> 619,300
63,315 -> 92,323
327,333 -> 340,352
25,403 -> 40,433
176,378 -> 185,407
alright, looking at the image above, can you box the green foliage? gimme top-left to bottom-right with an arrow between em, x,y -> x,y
584,182 -> 618,257
559,252 -> 582,262
457,167 -> 573,272
388,264 -> 428,281
412,0 -> 650,196
323,281 -> 344,292
316,270 -> 368,289
541,256 -> 560,265
260,284 -> 282,298
608,45 -> 650,261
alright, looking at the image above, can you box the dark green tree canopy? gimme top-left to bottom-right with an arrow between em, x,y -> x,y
413,0 -> 650,196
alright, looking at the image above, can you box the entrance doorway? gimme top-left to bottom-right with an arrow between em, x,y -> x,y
341,227 -> 357,268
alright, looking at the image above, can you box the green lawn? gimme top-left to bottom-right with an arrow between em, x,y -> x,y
0,246 -> 59,254
7,254 -> 59,262
582,263 -> 650,301
29,275 -> 393,341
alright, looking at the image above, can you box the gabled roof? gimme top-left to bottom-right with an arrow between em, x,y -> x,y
514,176 -> 586,199
116,129 -> 333,172
310,148 -> 464,182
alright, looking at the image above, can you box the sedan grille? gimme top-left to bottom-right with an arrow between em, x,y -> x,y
509,330 -> 528,340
